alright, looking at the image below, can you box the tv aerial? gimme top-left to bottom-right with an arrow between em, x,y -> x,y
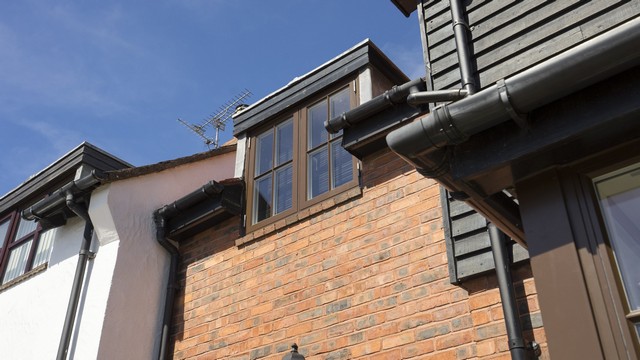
178,89 -> 252,149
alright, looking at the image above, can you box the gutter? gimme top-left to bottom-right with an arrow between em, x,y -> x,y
153,180 -> 225,360
23,170 -> 104,224
22,171 -> 103,360
325,78 -> 426,134
386,17 -> 640,179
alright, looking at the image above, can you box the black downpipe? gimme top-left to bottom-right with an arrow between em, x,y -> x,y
153,212 -> 179,360
57,194 -> 95,360
450,0 -> 478,95
153,180 -> 224,360
488,224 -> 530,360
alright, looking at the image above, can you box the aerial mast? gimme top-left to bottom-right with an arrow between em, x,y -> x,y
178,89 -> 252,149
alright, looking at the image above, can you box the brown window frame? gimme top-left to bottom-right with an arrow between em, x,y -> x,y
559,148 -> 640,357
245,80 -> 360,233
0,210 -> 45,285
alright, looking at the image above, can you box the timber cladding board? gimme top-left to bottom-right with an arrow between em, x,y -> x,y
441,189 -> 529,283
422,0 -> 640,90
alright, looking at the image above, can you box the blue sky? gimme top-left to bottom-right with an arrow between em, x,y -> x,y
0,1 -> 423,196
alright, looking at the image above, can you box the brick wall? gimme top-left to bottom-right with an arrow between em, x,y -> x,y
171,149 -> 548,359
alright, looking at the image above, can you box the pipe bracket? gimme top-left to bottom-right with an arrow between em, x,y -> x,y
497,79 -> 528,129
452,19 -> 470,31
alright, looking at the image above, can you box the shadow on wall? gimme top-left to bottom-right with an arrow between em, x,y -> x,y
169,217 -> 241,354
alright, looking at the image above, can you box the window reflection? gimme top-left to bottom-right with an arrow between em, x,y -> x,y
595,163 -> 640,338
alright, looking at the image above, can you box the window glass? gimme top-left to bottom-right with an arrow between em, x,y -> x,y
0,220 -> 10,248
331,141 -> 353,188
2,239 -> 33,283
308,100 -> 328,150
329,88 -> 350,138
33,228 -> 55,268
595,163 -> 640,341
276,119 -> 293,166
14,218 -> 37,241
254,176 -> 272,223
309,147 -> 329,198
250,84 -> 356,227
256,130 -> 274,176
275,165 -> 293,214
595,167 -> 640,312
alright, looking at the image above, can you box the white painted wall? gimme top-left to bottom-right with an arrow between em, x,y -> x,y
0,149 -> 236,360
0,217 -> 98,359
93,151 -> 236,359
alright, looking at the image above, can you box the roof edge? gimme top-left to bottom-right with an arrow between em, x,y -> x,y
103,143 -> 237,183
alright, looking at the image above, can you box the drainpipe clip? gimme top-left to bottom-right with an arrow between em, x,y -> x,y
497,79 -> 528,129
508,338 -> 526,350
78,249 -> 97,259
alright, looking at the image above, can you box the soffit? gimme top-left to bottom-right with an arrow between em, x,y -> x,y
390,0 -> 417,17
0,142 -> 131,216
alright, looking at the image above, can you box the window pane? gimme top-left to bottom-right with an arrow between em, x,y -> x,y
254,176 -> 272,223
274,165 -> 293,214
308,147 -> 329,199
0,220 -> 10,249
329,88 -> 350,138
331,140 -> 353,189
276,119 -> 293,166
596,166 -> 640,312
308,100 -> 328,150
255,130 -> 274,176
14,217 -> 37,241
2,239 -> 33,284
33,228 -> 55,268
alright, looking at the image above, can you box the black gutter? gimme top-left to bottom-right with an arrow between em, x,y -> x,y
22,171 -> 103,360
325,78 -> 425,134
23,170 -> 104,222
406,89 -> 468,106
387,17 -> 640,179
489,224 -> 535,360
153,180 -> 225,360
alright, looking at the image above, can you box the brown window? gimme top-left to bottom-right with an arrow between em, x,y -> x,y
0,211 -> 53,284
594,162 -> 640,344
246,83 -> 359,230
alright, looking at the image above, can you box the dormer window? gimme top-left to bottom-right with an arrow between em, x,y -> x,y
246,83 -> 359,229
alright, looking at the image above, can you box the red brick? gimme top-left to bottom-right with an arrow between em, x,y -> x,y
172,149 -> 546,360
401,339 -> 435,357
381,332 -> 415,349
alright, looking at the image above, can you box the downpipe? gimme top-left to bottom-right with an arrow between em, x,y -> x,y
153,209 -> 179,360
489,224 -> 539,359
450,0 -> 478,95
56,194 -> 95,360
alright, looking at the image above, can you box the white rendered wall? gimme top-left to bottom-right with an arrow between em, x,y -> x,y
0,150 -> 236,360
0,217 -> 109,359
93,151 -> 236,359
